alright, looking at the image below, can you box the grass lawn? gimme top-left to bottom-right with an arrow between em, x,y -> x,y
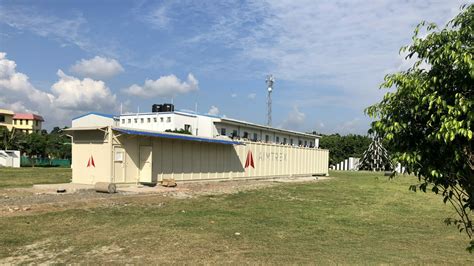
0,167 -> 71,188
0,170 -> 473,263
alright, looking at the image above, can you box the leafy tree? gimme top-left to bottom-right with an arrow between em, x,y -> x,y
319,134 -> 372,165
366,5 -> 474,248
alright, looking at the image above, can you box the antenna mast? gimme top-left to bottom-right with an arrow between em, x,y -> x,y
266,74 -> 275,126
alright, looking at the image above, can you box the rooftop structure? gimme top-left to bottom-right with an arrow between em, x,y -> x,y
12,113 -> 44,134
0,109 -> 45,134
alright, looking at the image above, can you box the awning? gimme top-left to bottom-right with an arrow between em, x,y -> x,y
112,127 -> 244,145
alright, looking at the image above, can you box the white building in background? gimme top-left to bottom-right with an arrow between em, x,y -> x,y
0,150 -> 20,168
114,104 -> 320,148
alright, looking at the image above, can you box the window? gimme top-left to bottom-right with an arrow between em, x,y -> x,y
299,140 -> 303,146
20,120 -> 23,125
220,128 -> 226,136
304,140 -> 307,146
243,132 -> 249,139
276,136 -> 280,143
0,115 -> 5,123
122,119 -> 125,124
128,119 -> 131,123
290,139 -> 293,145
283,138 -> 287,144
134,118 -> 138,123
265,135 -> 269,142
310,141 -> 313,147
140,118 -> 144,123
184,124 -> 191,132
167,117 -> 171,123
232,130 -> 238,138
147,118 -> 151,123
253,133 -> 258,141
13,120 -> 16,125
160,117 -> 164,122
153,118 -> 157,122
35,120 -> 39,126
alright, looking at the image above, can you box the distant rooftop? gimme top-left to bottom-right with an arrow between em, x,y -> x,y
13,113 -> 44,121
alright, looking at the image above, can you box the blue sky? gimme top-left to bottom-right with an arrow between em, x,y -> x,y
0,0 -> 470,133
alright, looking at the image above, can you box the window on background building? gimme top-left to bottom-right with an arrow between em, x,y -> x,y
140,118 -> 144,123
122,119 -> 125,124
298,140 -> 303,146
35,120 -> 39,126
290,139 -> 293,145
167,117 -> 171,122
283,138 -> 287,144
147,118 -> 151,123
184,124 -> 191,132
243,132 -> 249,139
153,117 -> 157,122
253,133 -> 258,141
265,135 -> 269,142
221,128 -> 226,136
310,141 -> 313,147
13,120 -> 16,125
232,130 -> 238,138
134,118 -> 138,123
20,120 -> 23,125
304,140 -> 307,146
160,117 -> 164,122
128,119 -> 131,123
0,115 -> 5,123
276,136 -> 280,143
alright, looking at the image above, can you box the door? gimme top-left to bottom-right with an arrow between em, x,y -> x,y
113,147 -> 125,183
139,146 -> 153,183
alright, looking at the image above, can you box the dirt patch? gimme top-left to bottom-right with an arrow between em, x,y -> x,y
0,176 -> 329,217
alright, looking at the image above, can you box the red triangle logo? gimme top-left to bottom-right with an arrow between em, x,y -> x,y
87,156 -> 95,168
245,151 -> 255,168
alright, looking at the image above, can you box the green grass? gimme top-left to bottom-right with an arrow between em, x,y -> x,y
0,167 -> 71,188
0,170 -> 473,263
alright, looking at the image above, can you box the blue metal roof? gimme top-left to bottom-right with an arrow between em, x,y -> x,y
113,127 -> 244,145
72,112 -> 115,120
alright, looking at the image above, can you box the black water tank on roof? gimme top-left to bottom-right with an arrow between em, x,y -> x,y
152,104 -> 163,112
163,103 -> 174,112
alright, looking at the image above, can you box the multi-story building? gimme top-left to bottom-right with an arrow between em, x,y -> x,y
0,109 -> 15,131
12,113 -> 44,134
116,104 -> 319,148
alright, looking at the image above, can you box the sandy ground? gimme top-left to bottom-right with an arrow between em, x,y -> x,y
0,176 -> 330,217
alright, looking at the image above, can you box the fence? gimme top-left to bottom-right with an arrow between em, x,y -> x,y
20,156 -> 71,168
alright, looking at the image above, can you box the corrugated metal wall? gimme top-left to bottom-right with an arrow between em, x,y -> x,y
142,138 -> 328,182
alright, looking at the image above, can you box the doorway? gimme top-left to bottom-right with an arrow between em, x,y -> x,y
139,146 -> 153,183
113,146 -> 125,183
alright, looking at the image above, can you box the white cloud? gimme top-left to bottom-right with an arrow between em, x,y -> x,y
143,6 -> 170,29
0,6 -> 123,58
280,106 -> 305,130
0,52 -> 117,127
51,70 -> 117,111
247,93 -> 256,100
231,93 -> 237,98
207,105 -> 220,116
0,52 -> 54,115
70,56 -> 124,79
123,73 -> 198,98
